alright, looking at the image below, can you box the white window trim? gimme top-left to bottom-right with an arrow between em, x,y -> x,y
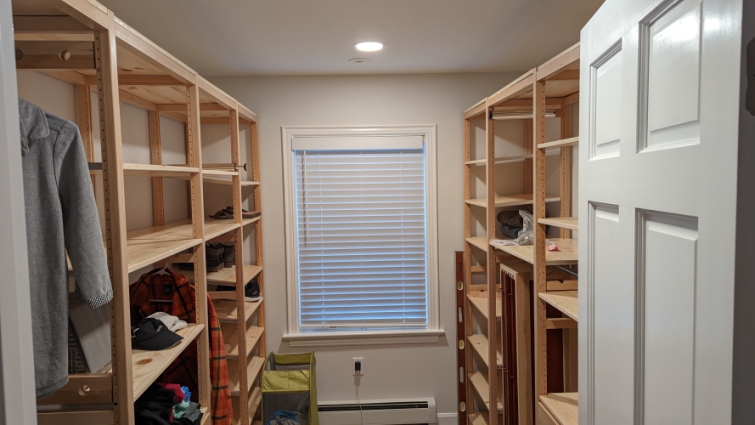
281,125 -> 442,346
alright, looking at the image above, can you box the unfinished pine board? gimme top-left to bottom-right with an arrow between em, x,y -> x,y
123,163 -> 199,178
464,99 -> 487,120
128,324 -> 204,399
467,294 -> 502,320
204,218 -> 241,240
90,162 -> 200,178
469,413 -> 489,425
242,216 -> 262,227
538,137 -> 579,150
538,291 -> 578,322
203,169 -> 239,177
465,193 -> 560,208
539,393 -> 578,425
468,334 -> 503,367
214,297 -> 263,323
491,238 -> 578,266
465,154 -> 532,166
202,265 -> 263,287
203,177 -> 260,186
538,217 -> 578,231
466,236 -> 489,253
222,324 -> 264,358
126,220 -> 202,273
468,372 -> 504,412
229,356 -> 264,395
200,408 -> 210,425
232,387 -> 263,425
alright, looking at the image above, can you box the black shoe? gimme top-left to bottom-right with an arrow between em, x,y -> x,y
206,243 -> 224,272
219,243 -> 235,268
244,279 -> 261,302
217,278 -> 260,302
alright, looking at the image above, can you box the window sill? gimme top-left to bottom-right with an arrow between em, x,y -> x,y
282,329 -> 446,348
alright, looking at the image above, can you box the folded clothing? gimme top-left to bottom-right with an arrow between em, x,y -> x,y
136,384 -> 204,425
135,384 -> 176,425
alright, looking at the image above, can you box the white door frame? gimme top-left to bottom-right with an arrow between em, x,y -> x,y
0,0 -> 40,423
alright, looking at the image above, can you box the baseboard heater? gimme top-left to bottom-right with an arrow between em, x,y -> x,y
318,397 -> 437,425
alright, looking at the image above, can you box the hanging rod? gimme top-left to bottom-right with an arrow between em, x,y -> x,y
554,265 -> 578,278
489,110 -> 557,120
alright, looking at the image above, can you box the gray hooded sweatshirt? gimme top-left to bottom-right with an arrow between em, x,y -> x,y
18,99 -> 112,399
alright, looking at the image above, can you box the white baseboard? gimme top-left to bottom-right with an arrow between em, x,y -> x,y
437,413 -> 457,425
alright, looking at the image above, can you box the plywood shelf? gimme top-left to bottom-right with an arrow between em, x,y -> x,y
540,393 -> 578,425
469,371 -> 504,412
229,356 -> 265,396
129,323 -> 204,399
467,294 -> 502,320
242,216 -> 262,227
538,217 -> 578,231
204,217 -> 241,240
126,220 -> 202,273
539,291 -> 578,322
491,238 -> 578,265
215,297 -> 263,323
222,324 -> 264,359
207,265 -> 263,287
203,177 -> 260,186
538,136 -> 579,150
469,334 -> 503,368
465,193 -> 560,209
465,154 -> 532,166
466,236 -> 489,253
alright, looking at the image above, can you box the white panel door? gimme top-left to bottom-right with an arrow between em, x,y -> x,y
579,0 -> 747,424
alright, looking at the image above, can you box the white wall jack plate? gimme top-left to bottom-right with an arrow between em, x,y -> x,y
353,357 -> 364,376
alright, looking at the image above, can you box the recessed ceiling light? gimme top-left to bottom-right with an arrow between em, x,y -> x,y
355,42 -> 384,52
349,58 -> 370,64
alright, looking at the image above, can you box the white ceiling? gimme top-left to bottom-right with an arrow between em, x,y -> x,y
97,0 -> 605,77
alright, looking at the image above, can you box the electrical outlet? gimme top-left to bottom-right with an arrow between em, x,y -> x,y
353,357 -> 364,376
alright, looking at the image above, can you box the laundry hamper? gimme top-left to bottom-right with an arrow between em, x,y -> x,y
261,352 -> 318,425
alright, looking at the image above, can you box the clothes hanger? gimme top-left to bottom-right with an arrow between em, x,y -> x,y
148,265 -> 175,303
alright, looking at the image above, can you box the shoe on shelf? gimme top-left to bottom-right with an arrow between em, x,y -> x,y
206,243 -> 224,272
225,206 -> 261,220
217,277 -> 261,302
219,243 -> 235,268
209,206 -> 261,220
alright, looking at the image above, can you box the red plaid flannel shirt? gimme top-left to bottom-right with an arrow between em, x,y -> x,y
130,268 -> 233,425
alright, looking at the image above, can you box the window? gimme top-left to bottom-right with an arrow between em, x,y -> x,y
282,126 -> 440,345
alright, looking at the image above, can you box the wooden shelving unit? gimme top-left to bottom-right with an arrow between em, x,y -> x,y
538,291 -> 578,322
12,1 -> 263,424
458,43 -> 581,425
200,78 -> 266,425
537,393 -> 578,425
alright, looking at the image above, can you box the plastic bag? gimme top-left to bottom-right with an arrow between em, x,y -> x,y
513,210 -> 534,245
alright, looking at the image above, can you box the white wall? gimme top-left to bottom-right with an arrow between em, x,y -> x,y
208,73 -> 525,418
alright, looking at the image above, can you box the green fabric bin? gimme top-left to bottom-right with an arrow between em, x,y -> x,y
261,352 -> 318,425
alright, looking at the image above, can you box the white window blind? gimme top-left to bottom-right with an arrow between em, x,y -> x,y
293,140 -> 428,331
